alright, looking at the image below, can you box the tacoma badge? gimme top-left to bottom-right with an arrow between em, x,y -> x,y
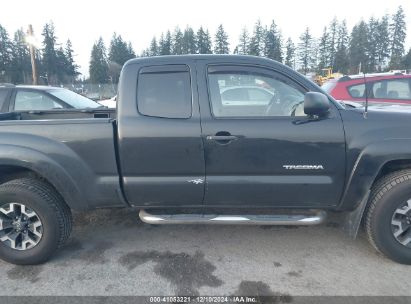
283,165 -> 324,170
187,179 -> 204,184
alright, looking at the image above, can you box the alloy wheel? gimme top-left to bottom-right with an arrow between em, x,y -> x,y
0,203 -> 43,250
391,199 -> 411,248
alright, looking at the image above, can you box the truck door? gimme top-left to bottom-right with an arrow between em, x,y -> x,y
197,63 -> 346,208
118,63 -> 205,207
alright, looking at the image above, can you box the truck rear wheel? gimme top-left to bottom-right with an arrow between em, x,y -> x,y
365,170 -> 411,264
0,178 -> 72,265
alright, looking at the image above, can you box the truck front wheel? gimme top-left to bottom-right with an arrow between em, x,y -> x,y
365,170 -> 411,264
0,178 -> 72,265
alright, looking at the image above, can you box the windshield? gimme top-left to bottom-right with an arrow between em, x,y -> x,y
47,89 -> 100,109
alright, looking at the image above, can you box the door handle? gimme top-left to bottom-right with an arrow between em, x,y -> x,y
206,131 -> 239,144
206,135 -> 238,141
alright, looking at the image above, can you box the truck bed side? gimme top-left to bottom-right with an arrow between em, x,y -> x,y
0,118 -> 125,210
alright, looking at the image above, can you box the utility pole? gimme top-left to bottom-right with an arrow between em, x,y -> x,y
27,24 -> 38,85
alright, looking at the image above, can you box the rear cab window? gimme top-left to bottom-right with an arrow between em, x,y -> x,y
137,65 -> 192,118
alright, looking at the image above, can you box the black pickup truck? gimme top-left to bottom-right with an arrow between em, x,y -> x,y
0,55 -> 411,265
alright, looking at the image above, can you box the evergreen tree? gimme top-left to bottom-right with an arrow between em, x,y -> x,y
204,29 -> 213,53
298,27 -> 315,75
0,24 -> 12,82
327,18 -> 339,69
205,29 -> 213,54
376,14 -> 390,70
214,24 -> 229,54
55,46 -> 68,83
89,37 -> 109,84
127,42 -> 136,58
41,22 -> 58,84
264,20 -> 282,62
334,20 -> 349,74
159,31 -> 172,55
172,27 -> 184,55
65,40 -> 79,81
141,49 -> 150,57
34,48 -> 43,84
285,37 -> 295,68
317,27 -> 329,71
237,28 -> 250,55
197,27 -> 212,54
10,29 -> 32,84
158,33 -> 165,55
108,33 -> 134,82
311,40 -> 319,73
149,37 -> 158,56
349,21 -> 369,73
367,17 -> 379,72
389,6 -> 407,69
182,27 -> 197,54
109,33 -> 134,64
249,20 -> 265,56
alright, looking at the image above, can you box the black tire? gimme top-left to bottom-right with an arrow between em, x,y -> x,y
0,177 -> 72,265
365,169 -> 411,264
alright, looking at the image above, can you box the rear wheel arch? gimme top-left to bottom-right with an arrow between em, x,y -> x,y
0,143 -> 93,210
0,163 -> 84,210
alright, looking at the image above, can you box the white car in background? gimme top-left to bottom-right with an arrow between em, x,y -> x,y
99,95 -> 117,108
220,86 -> 274,105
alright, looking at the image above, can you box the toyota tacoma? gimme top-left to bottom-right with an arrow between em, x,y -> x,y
0,55 -> 411,265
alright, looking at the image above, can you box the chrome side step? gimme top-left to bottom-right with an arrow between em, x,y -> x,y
139,209 -> 326,226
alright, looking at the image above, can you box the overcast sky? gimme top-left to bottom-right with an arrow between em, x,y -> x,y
1,0 -> 411,76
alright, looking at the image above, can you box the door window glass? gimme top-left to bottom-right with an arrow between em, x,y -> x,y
208,70 -> 305,117
14,91 -> 63,111
348,84 -> 365,98
385,79 -> 411,100
372,81 -> 384,98
371,79 -> 411,100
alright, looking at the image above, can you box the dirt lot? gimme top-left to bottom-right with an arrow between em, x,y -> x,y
0,208 -> 410,298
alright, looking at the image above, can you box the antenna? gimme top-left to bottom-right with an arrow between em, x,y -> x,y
363,73 -> 368,119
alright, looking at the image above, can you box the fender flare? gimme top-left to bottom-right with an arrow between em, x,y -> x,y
0,144 -> 87,210
341,138 -> 411,238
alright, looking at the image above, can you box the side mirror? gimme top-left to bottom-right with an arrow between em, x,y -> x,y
304,92 -> 330,117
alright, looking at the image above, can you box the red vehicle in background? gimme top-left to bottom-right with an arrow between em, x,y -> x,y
322,72 -> 411,104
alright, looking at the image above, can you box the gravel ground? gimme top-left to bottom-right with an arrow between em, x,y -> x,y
0,208 -> 410,298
